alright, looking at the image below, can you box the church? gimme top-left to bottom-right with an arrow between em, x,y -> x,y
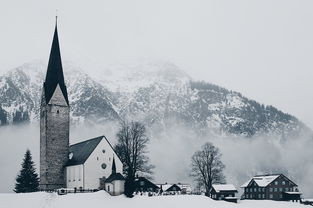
39,19 -> 125,194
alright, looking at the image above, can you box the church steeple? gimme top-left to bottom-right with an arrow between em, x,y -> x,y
112,155 -> 116,174
40,19 -> 70,190
43,18 -> 69,105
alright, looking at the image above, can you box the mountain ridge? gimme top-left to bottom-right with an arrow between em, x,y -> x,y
0,60 -> 309,138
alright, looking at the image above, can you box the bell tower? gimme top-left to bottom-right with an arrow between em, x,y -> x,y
40,18 -> 70,190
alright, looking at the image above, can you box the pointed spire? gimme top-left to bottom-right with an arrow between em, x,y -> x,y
112,155 -> 116,174
43,18 -> 69,105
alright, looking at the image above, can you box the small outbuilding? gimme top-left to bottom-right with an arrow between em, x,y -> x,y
210,184 -> 238,203
159,183 -> 182,194
134,177 -> 159,193
104,157 -> 125,196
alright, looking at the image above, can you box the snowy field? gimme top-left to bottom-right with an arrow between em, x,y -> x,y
0,191 -> 308,208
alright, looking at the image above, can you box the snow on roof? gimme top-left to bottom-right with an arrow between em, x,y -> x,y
177,184 -> 192,192
212,184 -> 237,193
285,192 -> 302,195
241,174 -> 281,188
157,183 -> 190,192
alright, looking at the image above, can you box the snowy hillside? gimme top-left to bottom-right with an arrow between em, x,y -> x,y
0,60 -> 309,137
0,191 -> 308,208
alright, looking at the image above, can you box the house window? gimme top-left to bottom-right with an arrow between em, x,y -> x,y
78,166 -> 81,181
258,194 -> 261,199
102,149 -> 105,153
108,186 -> 110,192
140,181 -> 145,186
285,188 -> 288,192
269,188 -> 273,192
274,188 -> 277,192
246,194 -> 249,199
250,194 -> 253,198
258,188 -> 261,192
275,181 -> 278,185
282,181 -> 285,185
246,188 -> 249,192
279,188 -> 283,192
254,188 -> 257,192
262,188 -> 265,192
73,167 -> 75,181
262,194 -> 265,199
269,194 -> 273,199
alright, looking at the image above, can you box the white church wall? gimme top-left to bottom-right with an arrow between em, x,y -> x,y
105,183 -> 114,194
66,164 -> 84,189
113,180 -> 125,195
84,138 -> 123,189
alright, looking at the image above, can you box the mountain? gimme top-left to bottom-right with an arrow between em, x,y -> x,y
0,60 -> 309,137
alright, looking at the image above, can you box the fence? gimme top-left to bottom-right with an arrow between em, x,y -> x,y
41,188 -> 99,195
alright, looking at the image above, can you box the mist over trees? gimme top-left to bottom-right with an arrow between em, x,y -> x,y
190,142 -> 225,196
14,149 -> 39,193
0,106 -> 8,125
114,121 -> 154,197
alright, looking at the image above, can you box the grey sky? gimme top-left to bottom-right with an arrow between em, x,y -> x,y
1,0 -> 313,128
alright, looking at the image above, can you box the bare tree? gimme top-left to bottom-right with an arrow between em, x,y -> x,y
115,121 -> 154,197
115,121 -> 154,178
190,142 -> 225,196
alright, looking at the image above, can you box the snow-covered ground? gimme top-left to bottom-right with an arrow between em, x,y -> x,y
0,191 -> 307,208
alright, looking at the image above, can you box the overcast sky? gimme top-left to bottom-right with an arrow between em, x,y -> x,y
1,0 -> 313,128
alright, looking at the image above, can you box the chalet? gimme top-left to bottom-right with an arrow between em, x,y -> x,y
210,184 -> 238,203
66,136 -> 123,190
158,183 -> 182,194
134,177 -> 160,193
241,174 -> 301,201
177,183 -> 192,194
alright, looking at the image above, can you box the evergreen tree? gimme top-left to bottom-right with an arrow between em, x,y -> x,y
14,149 -> 39,193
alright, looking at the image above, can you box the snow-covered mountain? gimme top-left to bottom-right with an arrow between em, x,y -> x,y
0,60 -> 309,137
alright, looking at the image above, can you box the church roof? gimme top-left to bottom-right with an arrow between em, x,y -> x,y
66,136 -> 103,166
43,21 -> 69,105
105,173 -> 125,183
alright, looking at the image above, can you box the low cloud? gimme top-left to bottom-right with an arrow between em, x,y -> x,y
1,122 -> 312,198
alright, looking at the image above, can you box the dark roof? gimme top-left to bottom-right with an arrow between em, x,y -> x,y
241,173 -> 297,188
134,177 -> 159,190
165,184 -> 181,192
66,136 -> 103,166
44,21 -> 69,105
111,156 -> 116,174
105,173 -> 125,183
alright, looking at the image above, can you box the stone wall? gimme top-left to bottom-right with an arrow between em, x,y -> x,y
40,86 -> 69,190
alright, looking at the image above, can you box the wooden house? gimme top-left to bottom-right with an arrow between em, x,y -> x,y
241,174 -> 301,202
134,177 -> 159,193
210,184 -> 238,203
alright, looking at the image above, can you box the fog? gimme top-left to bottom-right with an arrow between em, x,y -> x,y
1,0 -> 313,130
1,122 -> 312,198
